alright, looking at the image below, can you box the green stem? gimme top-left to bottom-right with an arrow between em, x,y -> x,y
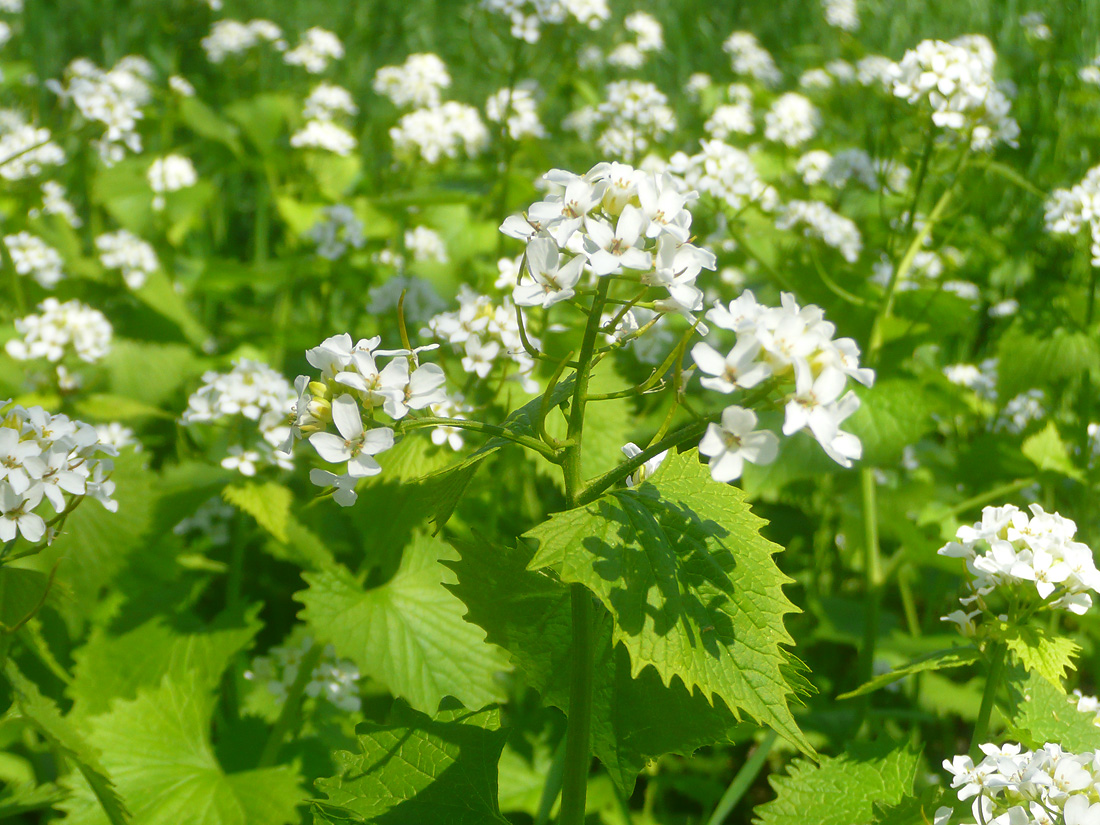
858,467 -> 883,690
557,276 -> 611,825
705,730 -> 778,825
969,642 -> 1006,758
534,735 -> 568,825
258,643 -> 323,767
399,416 -> 562,459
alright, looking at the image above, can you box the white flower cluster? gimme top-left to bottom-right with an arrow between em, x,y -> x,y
822,0 -> 859,32
502,162 -> 715,316
32,181 -> 81,227
994,388 -> 1046,434
201,19 -> 284,63
565,81 -> 676,160
5,232 -> 64,288
423,286 -> 538,393
893,35 -> 1020,150
608,11 -> 664,69
0,120 -> 65,180
245,636 -> 362,713
405,226 -> 449,263
389,101 -> 488,164
486,85 -> 545,140
0,401 -> 118,545
1045,165 -> 1100,266
480,0 -> 609,43
1020,12 -> 1053,42
763,92 -> 819,147
95,230 -> 159,289
147,154 -> 197,210
692,290 -> 874,481
797,148 -> 895,190
940,742 -> 1100,825
283,27 -> 343,74
776,200 -> 863,262
6,299 -> 112,364
286,334 -> 451,506
307,205 -> 364,260
856,55 -> 900,89
54,56 -> 153,163
1074,690 -> 1100,727
372,53 -> 451,109
944,358 -> 998,402
939,503 -> 1100,623
704,85 -> 755,139
722,31 -> 781,86
670,139 -> 777,212
181,359 -> 296,476
292,82 -> 358,156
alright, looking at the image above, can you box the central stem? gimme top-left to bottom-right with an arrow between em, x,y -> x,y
970,642 -> 1006,758
558,275 -> 611,825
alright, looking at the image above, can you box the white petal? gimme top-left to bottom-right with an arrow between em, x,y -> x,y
330,395 -> 364,441
309,432 -> 350,463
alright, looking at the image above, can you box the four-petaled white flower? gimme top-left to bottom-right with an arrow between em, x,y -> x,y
584,206 -> 652,276
698,405 -> 779,482
513,235 -> 586,309
692,338 -> 771,393
0,482 -> 45,543
309,394 -> 394,478
621,442 -> 668,487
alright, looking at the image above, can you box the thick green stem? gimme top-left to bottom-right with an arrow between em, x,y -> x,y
560,585 -> 595,825
970,642 -> 1006,758
705,730 -> 778,825
557,276 -> 611,825
258,643 -> 323,767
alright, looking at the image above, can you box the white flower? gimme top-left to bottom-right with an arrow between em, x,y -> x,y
308,469 -> 359,507
309,395 -> 394,478
461,336 -> 500,378
147,154 -> 197,202
699,406 -> 779,482
722,31 -> 781,85
621,442 -> 667,487
372,53 -> 451,108
584,206 -> 651,275
0,482 -> 45,543
763,93 -> 819,147
513,235 -> 585,308
6,298 -> 112,363
692,339 -> 771,393
390,102 -> 488,164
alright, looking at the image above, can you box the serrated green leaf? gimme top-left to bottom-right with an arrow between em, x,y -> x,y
870,787 -> 945,825
995,624 -> 1079,689
1021,421 -> 1085,481
754,739 -> 921,825
60,673 -> 302,825
67,608 -> 261,720
4,662 -> 130,825
0,781 -> 68,818
296,533 -> 510,713
1007,667 -> 1100,752
446,534 -> 743,794
524,450 -> 811,756
313,703 -> 509,824
223,481 -> 292,543
839,647 -> 980,699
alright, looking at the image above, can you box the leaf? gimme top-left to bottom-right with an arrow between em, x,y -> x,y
0,782 -> 68,818
73,394 -> 177,423
296,532 -> 510,713
104,340 -> 204,410
524,449 -> 812,755
61,673 -> 303,825
133,270 -> 209,347
0,566 -> 54,630
845,379 -> 948,466
1007,667 -> 1100,752
997,328 -> 1100,400
446,534 -> 744,794
178,96 -> 243,155
67,608 -> 261,720
839,647 -> 980,699
223,481 -> 292,543
870,787 -> 946,825
225,93 -> 297,155
754,739 -> 921,825
313,703 -> 509,825
995,624 -> 1080,689
4,662 -> 130,825
1021,421 -> 1085,481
